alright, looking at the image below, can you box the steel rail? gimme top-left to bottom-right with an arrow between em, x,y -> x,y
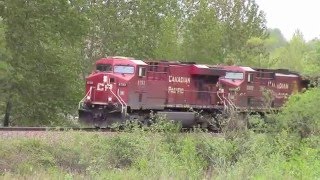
0,127 -> 113,132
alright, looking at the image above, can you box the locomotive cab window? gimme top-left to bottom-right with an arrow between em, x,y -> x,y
114,65 -> 135,74
225,72 -> 244,80
247,73 -> 254,83
138,66 -> 146,77
96,64 -> 112,72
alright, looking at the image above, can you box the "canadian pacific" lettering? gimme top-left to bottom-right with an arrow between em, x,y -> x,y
168,76 -> 191,84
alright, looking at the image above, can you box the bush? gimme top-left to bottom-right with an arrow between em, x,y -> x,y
107,135 -> 143,169
276,88 -> 320,138
1,107 -> 320,179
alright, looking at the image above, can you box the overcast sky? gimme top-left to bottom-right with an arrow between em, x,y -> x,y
255,0 -> 320,41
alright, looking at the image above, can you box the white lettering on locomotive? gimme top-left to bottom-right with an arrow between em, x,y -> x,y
267,81 -> 276,87
97,83 -> 113,91
168,86 -> 184,94
247,85 -> 254,91
137,80 -> 146,86
103,75 -> 108,83
267,81 -> 289,89
168,76 -> 191,84
277,83 -> 289,90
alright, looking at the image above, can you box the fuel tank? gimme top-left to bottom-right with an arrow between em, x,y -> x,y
156,111 -> 196,127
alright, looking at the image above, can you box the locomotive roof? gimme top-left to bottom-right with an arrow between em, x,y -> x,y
193,64 -> 209,68
275,73 -> 299,77
240,67 -> 255,72
217,65 -> 255,72
130,60 -> 147,65
96,57 -> 147,66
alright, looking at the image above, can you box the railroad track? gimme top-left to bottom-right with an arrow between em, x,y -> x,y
0,127 -> 113,132
0,127 -> 221,135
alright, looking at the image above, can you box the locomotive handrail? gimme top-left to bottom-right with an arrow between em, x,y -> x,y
117,93 -> 128,115
226,96 -> 237,109
223,93 -> 237,112
78,86 -> 93,109
117,90 -> 127,105
109,89 -> 127,115
217,91 -> 228,111
216,90 -> 237,112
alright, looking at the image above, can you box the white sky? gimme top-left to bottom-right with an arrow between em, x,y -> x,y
256,0 -> 320,41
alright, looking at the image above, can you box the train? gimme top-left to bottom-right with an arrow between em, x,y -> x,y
78,56 -> 310,128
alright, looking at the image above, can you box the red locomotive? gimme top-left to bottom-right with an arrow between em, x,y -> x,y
78,56 -> 309,127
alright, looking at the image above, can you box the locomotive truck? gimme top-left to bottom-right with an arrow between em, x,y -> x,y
78,56 -> 309,128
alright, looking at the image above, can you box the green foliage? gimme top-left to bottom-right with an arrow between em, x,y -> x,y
302,40 -> 320,76
265,28 -> 287,52
218,0 -> 268,62
274,30 -> 307,71
107,135 -> 143,169
182,0 -> 223,63
148,114 -> 182,133
0,0 -> 268,126
267,30 -> 320,76
79,0 -> 267,64
276,88 -> 320,138
1,129 -> 320,179
154,15 -> 181,60
240,37 -> 268,67
0,17 -> 11,125
1,0 -> 89,125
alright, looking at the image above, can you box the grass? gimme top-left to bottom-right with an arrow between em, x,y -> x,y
2,88 -> 320,179
0,128 -> 319,179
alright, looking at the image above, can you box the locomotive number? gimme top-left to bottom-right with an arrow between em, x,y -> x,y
137,80 -> 146,86
247,86 -> 254,91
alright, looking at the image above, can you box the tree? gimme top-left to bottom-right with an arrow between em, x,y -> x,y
79,0 -> 267,65
177,0 -> 267,64
0,0 -> 270,126
265,28 -> 287,52
0,17 -> 11,126
154,15 -> 181,60
273,30 -> 307,71
182,0 -> 223,63
240,37 -> 268,67
79,0 -> 182,73
2,0 -> 88,125
278,88 -> 320,138
212,0 -> 268,62
301,39 -> 320,76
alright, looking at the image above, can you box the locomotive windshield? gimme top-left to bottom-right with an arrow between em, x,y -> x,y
114,65 -> 135,74
96,64 -> 112,72
224,72 -> 244,80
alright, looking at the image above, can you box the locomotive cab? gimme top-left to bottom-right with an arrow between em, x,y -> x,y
78,56 -> 147,126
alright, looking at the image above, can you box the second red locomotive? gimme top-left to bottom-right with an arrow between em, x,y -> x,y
78,56 -> 309,127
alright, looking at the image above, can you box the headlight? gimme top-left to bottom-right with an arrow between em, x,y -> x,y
86,96 -> 91,100
108,97 -> 112,102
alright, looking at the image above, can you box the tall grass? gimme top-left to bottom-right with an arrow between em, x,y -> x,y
1,89 -> 320,179
0,128 -> 319,179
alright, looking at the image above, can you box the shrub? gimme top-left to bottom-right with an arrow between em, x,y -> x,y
276,88 -> 320,138
107,135 -> 143,169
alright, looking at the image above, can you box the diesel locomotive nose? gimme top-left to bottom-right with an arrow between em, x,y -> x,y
85,74 -> 121,105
